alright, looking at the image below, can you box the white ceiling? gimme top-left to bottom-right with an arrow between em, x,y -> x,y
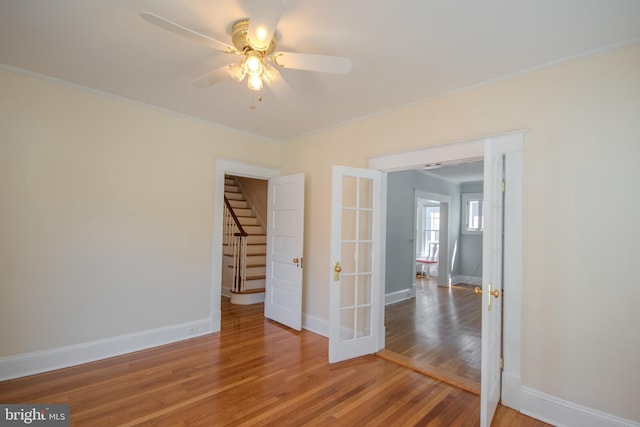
2,0 -> 639,141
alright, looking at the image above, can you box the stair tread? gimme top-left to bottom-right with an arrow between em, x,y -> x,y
246,275 -> 266,280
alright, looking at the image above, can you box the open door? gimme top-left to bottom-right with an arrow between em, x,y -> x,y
264,173 -> 305,330
480,144 -> 505,427
329,166 -> 382,363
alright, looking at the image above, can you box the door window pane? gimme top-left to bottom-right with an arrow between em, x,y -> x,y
342,176 -> 357,208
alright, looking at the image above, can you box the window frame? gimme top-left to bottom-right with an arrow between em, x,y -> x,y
462,192 -> 484,235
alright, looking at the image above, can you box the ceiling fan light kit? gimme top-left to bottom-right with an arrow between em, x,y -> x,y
227,21 -> 280,91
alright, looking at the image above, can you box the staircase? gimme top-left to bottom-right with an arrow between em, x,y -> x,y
222,176 -> 267,305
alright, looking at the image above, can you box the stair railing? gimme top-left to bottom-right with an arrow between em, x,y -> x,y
223,196 -> 248,293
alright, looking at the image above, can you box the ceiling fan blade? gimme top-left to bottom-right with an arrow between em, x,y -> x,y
141,12 -> 237,54
190,65 -> 230,88
272,52 -> 352,74
246,0 -> 285,51
267,75 -> 297,101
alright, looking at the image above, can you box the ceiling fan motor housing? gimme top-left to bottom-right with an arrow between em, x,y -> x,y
231,19 -> 277,55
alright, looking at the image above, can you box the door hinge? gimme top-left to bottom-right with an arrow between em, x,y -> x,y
500,357 -> 504,370
501,179 -> 506,193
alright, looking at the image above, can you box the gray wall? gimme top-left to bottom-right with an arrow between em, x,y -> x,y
459,181 -> 484,279
385,171 -> 461,294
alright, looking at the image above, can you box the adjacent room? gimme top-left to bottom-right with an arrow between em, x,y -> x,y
383,162 -> 485,393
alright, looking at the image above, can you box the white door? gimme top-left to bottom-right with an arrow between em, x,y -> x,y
480,145 -> 505,427
264,173 -> 305,330
329,166 -> 382,363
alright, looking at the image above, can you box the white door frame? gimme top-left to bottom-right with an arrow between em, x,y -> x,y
368,130 -> 525,411
211,158 -> 280,332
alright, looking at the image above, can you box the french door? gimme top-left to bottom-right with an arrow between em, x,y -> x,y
329,166 -> 382,363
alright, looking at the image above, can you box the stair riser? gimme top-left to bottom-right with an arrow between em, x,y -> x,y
246,255 -> 266,264
234,208 -> 253,217
247,235 -> 266,245
226,253 -> 266,264
225,185 -> 240,192
246,244 -> 266,255
246,266 -> 266,276
244,279 -> 265,290
223,242 -> 265,254
243,225 -> 264,234
228,200 -> 249,209
225,193 -> 244,201
238,217 -> 259,226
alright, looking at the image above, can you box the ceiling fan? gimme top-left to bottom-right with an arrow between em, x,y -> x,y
140,0 -> 352,94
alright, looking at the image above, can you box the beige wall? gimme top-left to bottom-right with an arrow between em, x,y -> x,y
0,70 -> 280,356
281,44 -> 640,421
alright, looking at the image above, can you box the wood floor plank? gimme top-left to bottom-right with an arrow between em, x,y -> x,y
384,276 -> 482,391
0,297 -> 549,426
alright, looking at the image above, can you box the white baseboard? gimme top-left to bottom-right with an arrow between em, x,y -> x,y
230,291 -> 265,305
385,287 -> 415,305
520,386 -> 640,427
451,275 -> 482,285
501,372 -> 521,410
302,312 -> 329,338
0,318 -> 213,381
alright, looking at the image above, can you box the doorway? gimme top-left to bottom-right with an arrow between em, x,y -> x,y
211,159 -> 279,332
383,164 -> 484,393
369,131 -> 524,415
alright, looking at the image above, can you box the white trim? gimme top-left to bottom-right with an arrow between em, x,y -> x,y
501,145 -> 524,414
369,138 -> 485,172
377,172 -> 388,351
221,287 -> 232,299
501,372 -> 522,410
385,287 -> 416,305
212,159 -> 280,333
0,319 -> 212,381
451,275 -> 482,285
520,387 -> 640,427
302,313 -> 329,338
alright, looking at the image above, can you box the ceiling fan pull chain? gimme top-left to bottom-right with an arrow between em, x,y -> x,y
249,92 -> 264,110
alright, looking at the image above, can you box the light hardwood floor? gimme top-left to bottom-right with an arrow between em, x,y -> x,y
0,298 -> 548,426
383,276 -> 481,394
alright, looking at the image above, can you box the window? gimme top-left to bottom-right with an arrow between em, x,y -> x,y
462,193 -> 483,234
416,201 -> 440,257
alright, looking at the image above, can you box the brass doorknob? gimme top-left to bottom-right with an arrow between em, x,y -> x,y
293,257 -> 299,264
474,286 -> 500,298
333,262 -> 342,281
